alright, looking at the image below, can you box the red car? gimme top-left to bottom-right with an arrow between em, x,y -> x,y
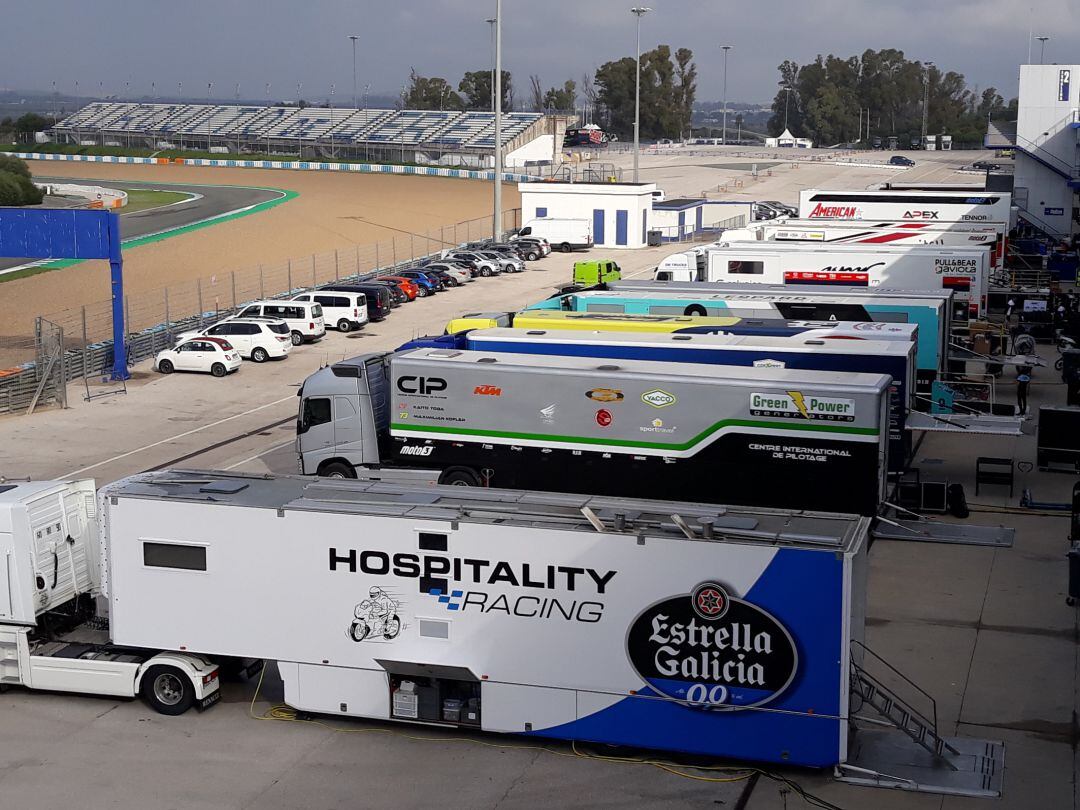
376,276 -> 420,301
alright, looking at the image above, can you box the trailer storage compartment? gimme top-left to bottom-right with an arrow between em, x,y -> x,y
99,471 -> 872,768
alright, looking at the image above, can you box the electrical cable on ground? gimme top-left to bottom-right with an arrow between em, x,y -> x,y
246,663 -> 848,808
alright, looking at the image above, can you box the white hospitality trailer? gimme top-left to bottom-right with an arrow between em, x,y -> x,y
1,470 -> 873,768
798,188 -> 1014,228
654,241 -> 990,318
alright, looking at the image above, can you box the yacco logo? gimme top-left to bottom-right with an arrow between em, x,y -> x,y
473,384 -> 502,396
626,581 -> 799,711
749,391 -> 857,422
808,204 -> 860,218
642,389 -> 677,408
902,210 -> 941,219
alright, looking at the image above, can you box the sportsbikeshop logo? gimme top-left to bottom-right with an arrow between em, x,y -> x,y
750,391 -> 856,422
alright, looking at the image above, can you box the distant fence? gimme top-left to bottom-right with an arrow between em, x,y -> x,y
9,152 -> 539,183
0,208 -> 521,415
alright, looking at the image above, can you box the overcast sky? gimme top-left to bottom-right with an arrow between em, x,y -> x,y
4,0 -> 1075,106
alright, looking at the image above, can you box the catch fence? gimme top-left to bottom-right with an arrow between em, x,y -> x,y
0,209 -> 520,415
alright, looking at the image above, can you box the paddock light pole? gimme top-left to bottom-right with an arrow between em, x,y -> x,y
630,6 -> 651,183
493,0 -> 502,241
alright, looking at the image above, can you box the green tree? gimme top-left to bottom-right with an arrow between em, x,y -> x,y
595,45 -> 695,140
0,154 -> 32,178
543,80 -> 577,112
458,70 -> 513,111
403,70 -> 464,110
14,113 -> 53,132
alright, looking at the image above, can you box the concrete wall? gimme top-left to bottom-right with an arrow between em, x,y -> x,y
35,182 -> 128,209
518,182 -> 656,249
506,134 -> 554,167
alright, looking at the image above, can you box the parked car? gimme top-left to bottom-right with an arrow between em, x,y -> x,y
373,280 -> 409,305
176,318 -> 292,362
761,200 -> 798,217
396,269 -> 446,293
234,300 -> 326,345
889,155 -> 915,167
420,262 -> 473,285
510,237 -> 550,260
466,241 -> 528,261
443,251 -> 501,277
291,291 -> 369,333
322,284 -> 392,320
479,250 -> 524,273
375,276 -> 419,301
422,268 -> 462,288
156,336 -> 242,377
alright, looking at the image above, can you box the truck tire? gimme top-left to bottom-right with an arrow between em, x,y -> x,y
439,467 -> 482,487
141,665 -> 195,716
319,461 -> 356,479
684,305 -> 707,317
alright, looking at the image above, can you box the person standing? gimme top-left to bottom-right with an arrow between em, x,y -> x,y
1016,368 -> 1032,416
1006,297 -> 1016,324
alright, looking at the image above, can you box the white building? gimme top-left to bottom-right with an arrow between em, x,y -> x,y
517,182 -> 656,249
1013,64 -> 1080,238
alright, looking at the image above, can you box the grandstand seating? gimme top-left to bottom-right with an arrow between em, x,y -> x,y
51,102 -> 543,151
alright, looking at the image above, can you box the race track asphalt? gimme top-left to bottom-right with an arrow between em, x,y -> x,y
0,178 -> 283,272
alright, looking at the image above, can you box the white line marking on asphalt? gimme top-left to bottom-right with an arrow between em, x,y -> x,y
223,439 -> 296,471
65,394 -> 295,477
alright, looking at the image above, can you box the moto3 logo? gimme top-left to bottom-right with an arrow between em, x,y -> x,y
399,445 -> 434,457
902,211 -> 940,220
397,376 -> 447,395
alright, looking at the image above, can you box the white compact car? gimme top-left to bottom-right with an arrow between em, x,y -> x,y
176,318 -> 292,363
156,337 -> 242,377
421,262 -> 474,284
479,250 -> 524,273
234,300 -> 326,345
290,291 -> 369,333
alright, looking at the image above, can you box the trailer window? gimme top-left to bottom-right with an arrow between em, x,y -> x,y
728,260 -> 764,275
143,541 -> 206,571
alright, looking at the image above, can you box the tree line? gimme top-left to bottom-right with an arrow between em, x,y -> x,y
400,45 -> 698,141
767,49 -> 1015,146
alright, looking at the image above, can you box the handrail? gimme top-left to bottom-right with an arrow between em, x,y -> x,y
850,639 -> 940,737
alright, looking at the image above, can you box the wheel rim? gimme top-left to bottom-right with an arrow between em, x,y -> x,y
327,471 -> 346,479
153,673 -> 184,706
253,349 -> 267,362
291,333 -> 302,346
338,320 -> 350,332
160,361 -> 172,373
212,364 -> 225,377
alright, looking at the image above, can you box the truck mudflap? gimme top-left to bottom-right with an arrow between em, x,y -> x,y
198,689 -> 222,710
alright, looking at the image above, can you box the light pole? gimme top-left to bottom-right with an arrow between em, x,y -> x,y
486,18 -> 497,112
207,82 -> 212,152
630,6 -> 651,183
178,81 -> 183,152
720,45 -> 731,146
779,84 -> 793,132
493,0 -> 503,239
348,35 -> 360,108
265,82 -> 271,155
920,61 -> 934,148
1036,36 -> 1049,64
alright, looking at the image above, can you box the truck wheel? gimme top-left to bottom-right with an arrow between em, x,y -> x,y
141,665 -> 195,716
319,461 -> 356,479
684,305 -> 707,317
560,243 -> 572,253
337,319 -> 353,333
439,468 -> 482,487
251,347 -> 269,363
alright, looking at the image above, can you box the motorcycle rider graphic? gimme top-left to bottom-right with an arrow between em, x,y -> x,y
349,587 -> 403,642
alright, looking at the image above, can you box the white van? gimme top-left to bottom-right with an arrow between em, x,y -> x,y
517,218 -> 592,253
291,291 -> 368,333
236,300 -> 325,345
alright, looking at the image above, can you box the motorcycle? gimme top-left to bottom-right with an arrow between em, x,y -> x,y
349,599 -> 402,642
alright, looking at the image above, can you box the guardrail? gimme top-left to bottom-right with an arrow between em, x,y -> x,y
9,151 -> 539,183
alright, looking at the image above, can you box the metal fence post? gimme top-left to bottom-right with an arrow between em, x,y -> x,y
312,254 -> 317,289
335,249 -> 340,281
164,289 -> 170,342
259,265 -> 265,299
287,259 -> 293,294
231,271 -> 237,311
410,233 -> 415,262
393,240 -> 397,267
375,242 -> 379,273
197,279 -> 204,327
81,306 -> 88,380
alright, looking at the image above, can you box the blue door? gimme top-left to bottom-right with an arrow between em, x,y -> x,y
678,211 -> 686,237
593,209 -> 605,245
616,210 -> 628,246
536,207 -> 547,218
642,210 -> 648,244
696,205 -> 703,232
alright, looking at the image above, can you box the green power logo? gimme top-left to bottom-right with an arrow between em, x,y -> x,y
750,392 -> 856,423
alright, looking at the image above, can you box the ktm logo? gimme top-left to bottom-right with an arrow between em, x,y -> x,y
473,385 -> 502,396
902,211 -> 940,219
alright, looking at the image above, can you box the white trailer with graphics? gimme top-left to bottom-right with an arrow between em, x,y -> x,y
654,241 -> 990,318
297,348 -> 891,516
20,470 -> 869,767
798,188 -> 1013,228
0,480 -> 221,713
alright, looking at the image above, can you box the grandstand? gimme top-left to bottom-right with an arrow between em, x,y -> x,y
51,102 -> 568,168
